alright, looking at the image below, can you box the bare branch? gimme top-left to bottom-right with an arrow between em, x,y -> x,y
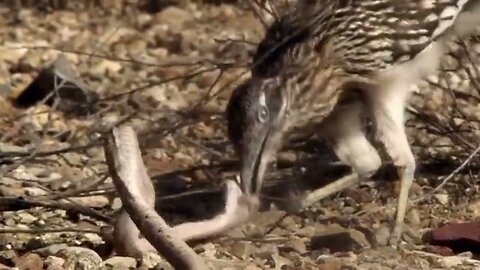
0,197 -> 112,223
414,143 -> 480,203
0,227 -> 100,234
247,0 -> 272,29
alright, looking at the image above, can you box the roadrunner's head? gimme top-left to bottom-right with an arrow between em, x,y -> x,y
226,77 -> 289,196
225,0 -> 344,198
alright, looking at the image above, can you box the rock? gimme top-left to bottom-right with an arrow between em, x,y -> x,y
0,81 -> 11,97
44,256 -> 65,270
100,113 -> 120,130
374,226 -> 391,247
57,247 -> 102,269
467,199 -> 480,215
32,244 -> 69,257
196,70 -> 221,89
153,7 -> 192,31
103,256 -> 137,269
0,42 -> 29,64
271,254 -> 292,269
406,209 -> 421,226
70,195 -> 110,208
23,187 -> 48,197
282,237 -> 307,254
310,225 -> 370,252
356,263 -> 391,270
316,255 -> 343,269
433,194 -> 449,205
253,244 -> 279,261
78,231 -> 104,246
26,238 -> 45,250
438,254 -> 480,268
336,251 -> 357,264
17,106 -> 68,135
245,209 -> 293,236
18,212 -> 38,224
13,55 -> 98,115
142,84 -> 187,110
316,259 -> 342,270
245,265 -> 263,270
16,253 -> 43,270
0,185 -> 23,197
3,218 -> 15,227
281,216 -> 301,231
0,234 -> 13,248
341,206 -> 356,215
126,39 -> 148,59
140,252 -> 169,269
296,225 -> 317,238
423,245 -> 455,256
0,250 -> 16,268
17,52 -> 43,72
61,152 -> 84,167
111,197 -> 123,211
90,59 -> 123,77
0,143 -> 28,152
229,242 -> 253,260
428,221 -> 480,254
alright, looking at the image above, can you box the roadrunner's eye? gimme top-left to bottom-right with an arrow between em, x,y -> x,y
258,91 -> 269,123
258,106 -> 270,123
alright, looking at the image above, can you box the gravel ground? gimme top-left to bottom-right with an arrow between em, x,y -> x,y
1,2 -> 480,269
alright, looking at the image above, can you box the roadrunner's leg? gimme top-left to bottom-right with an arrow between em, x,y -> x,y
303,100 -> 381,207
368,84 -> 415,246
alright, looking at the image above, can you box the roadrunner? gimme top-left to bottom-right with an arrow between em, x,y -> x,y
226,0 -> 480,244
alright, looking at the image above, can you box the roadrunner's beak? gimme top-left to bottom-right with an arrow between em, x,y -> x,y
239,127 -> 282,197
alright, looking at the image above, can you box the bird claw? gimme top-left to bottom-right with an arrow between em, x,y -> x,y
388,222 -> 404,247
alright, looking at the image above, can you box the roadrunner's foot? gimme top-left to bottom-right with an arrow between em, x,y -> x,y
388,166 -> 414,246
262,173 -> 362,237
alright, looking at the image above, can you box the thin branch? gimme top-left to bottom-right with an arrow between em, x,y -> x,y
0,197 -> 112,223
414,143 -> 480,203
0,228 -> 100,234
3,45 -> 208,68
247,0 -> 271,29
47,174 -> 109,200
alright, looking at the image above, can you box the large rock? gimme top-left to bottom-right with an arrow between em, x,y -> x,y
103,256 -> 137,269
427,221 -> 480,254
14,55 -> 98,115
310,224 -> 370,252
153,6 -> 192,31
16,253 -> 44,270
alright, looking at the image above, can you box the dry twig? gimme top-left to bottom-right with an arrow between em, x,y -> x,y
413,143 -> 480,203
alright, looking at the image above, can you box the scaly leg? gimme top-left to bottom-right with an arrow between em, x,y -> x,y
303,100 -> 381,208
368,83 -> 415,246
390,164 -> 414,245
303,173 -> 362,207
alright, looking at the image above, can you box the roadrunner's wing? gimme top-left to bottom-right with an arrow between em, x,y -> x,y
251,0 -> 476,77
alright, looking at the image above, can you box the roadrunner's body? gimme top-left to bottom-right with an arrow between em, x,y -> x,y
226,0 -> 480,244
